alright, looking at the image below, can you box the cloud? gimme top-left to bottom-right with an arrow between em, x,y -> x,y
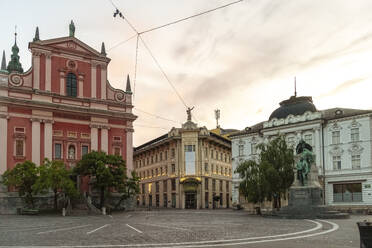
318,77 -> 366,99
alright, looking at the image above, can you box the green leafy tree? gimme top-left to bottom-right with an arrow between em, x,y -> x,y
74,151 -> 127,209
114,170 -> 140,209
2,161 -> 39,208
236,135 -> 294,212
33,159 -> 78,210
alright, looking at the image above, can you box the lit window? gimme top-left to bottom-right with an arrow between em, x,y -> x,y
351,128 -> 359,142
333,156 -> 341,170
66,73 -> 77,97
55,143 -> 62,159
332,131 -> 340,144
351,155 -> 361,169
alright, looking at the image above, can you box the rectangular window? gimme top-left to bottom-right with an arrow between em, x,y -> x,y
205,178 -> 209,190
160,152 -> 163,161
156,182 -> 159,193
155,168 -> 158,176
165,150 -> 168,160
185,145 -> 195,152
333,183 -> 362,202
81,145 -> 89,157
171,164 -> 176,174
204,163 -> 208,173
171,179 -> 176,191
220,193 -> 223,206
160,167 -> 163,175
165,165 -> 168,175
171,148 -> 175,158
212,179 -> 216,191
142,195 -> 145,206
171,193 -> 176,208
54,143 -> 62,159
304,134 -> 312,146
149,195 -> 152,207
333,156 -> 341,170
141,184 -> 145,194
205,192 -> 209,208
15,140 -> 24,156
351,128 -> 359,142
332,131 -> 340,144
220,180 -> 223,191
226,181 -> 229,192
163,180 -> 168,192
205,148 -> 208,157
238,145 -> 244,156
163,193 -> 167,208
352,155 -> 361,169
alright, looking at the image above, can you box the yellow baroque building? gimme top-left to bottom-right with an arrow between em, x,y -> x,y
134,118 -> 233,209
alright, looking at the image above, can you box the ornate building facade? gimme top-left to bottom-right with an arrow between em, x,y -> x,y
231,95 -> 372,210
0,23 -> 136,192
134,116 -> 232,209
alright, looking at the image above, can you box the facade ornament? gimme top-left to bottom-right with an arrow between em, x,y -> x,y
1,50 -> 6,71
101,42 -> 107,56
348,143 -> 363,155
329,145 -> 344,156
125,74 -> 132,93
33,27 -> 40,42
68,145 -> 75,159
348,119 -> 362,129
69,20 -> 75,37
329,121 -> 342,132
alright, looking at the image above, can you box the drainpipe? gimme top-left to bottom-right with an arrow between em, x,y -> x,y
321,121 -> 326,205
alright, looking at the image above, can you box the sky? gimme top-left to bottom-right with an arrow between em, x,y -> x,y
1,0 -> 372,146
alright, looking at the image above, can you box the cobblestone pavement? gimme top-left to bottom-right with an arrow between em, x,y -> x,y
0,209 -> 368,247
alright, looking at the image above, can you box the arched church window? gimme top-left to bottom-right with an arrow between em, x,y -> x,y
66,73 -> 77,97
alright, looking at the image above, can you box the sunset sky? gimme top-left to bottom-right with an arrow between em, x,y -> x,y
1,0 -> 372,146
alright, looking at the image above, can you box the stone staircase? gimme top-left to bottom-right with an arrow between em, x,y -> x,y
68,195 -> 101,216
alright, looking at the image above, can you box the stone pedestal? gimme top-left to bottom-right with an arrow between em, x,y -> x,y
289,186 -> 323,208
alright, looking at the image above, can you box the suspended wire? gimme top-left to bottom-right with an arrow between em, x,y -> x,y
134,123 -> 170,130
139,0 -> 244,35
109,0 -> 139,34
108,34 -> 137,51
133,35 -> 139,99
139,35 -> 188,108
134,107 -> 182,124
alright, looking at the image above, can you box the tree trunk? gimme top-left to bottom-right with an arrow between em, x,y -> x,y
100,186 -> 105,209
54,189 -> 58,210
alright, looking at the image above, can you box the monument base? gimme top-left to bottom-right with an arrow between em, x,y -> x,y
273,186 -> 349,219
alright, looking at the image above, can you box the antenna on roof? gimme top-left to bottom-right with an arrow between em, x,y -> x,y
294,76 -> 297,97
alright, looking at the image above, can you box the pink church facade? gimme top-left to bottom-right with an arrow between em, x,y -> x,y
0,25 -> 136,190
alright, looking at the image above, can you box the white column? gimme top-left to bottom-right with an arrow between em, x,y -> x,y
315,128 -> 321,172
78,75 -> 84,98
44,121 -> 53,160
126,130 -> 133,176
0,116 -> 7,174
101,128 -> 108,153
45,54 -> 52,91
33,53 -> 40,90
91,64 -> 97,98
32,119 -> 41,165
60,72 -> 65,95
91,126 -> 98,151
101,66 -> 107,100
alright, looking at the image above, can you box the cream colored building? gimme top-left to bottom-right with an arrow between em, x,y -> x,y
134,118 -> 232,209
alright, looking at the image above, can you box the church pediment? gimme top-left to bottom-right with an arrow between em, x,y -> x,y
30,37 -> 108,60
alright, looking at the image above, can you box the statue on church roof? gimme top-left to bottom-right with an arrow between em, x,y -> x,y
69,20 -> 75,37
186,107 -> 194,122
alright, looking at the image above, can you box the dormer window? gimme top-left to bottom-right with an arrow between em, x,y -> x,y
66,73 -> 77,97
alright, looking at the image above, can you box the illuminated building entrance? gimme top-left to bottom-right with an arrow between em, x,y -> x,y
185,192 -> 196,209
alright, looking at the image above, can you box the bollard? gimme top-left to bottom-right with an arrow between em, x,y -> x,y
102,207 -> 106,215
357,221 -> 372,248
62,208 -> 66,217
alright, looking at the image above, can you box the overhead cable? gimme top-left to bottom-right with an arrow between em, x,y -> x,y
139,35 -> 188,108
108,34 -> 137,51
134,107 -> 182,124
139,0 -> 244,35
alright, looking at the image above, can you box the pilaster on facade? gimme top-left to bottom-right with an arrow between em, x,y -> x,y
0,114 -> 8,174
91,62 -> 97,98
45,52 -> 52,92
44,119 -> 53,160
31,118 -> 41,165
32,51 -> 41,90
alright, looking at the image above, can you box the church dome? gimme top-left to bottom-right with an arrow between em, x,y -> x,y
269,96 -> 317,120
